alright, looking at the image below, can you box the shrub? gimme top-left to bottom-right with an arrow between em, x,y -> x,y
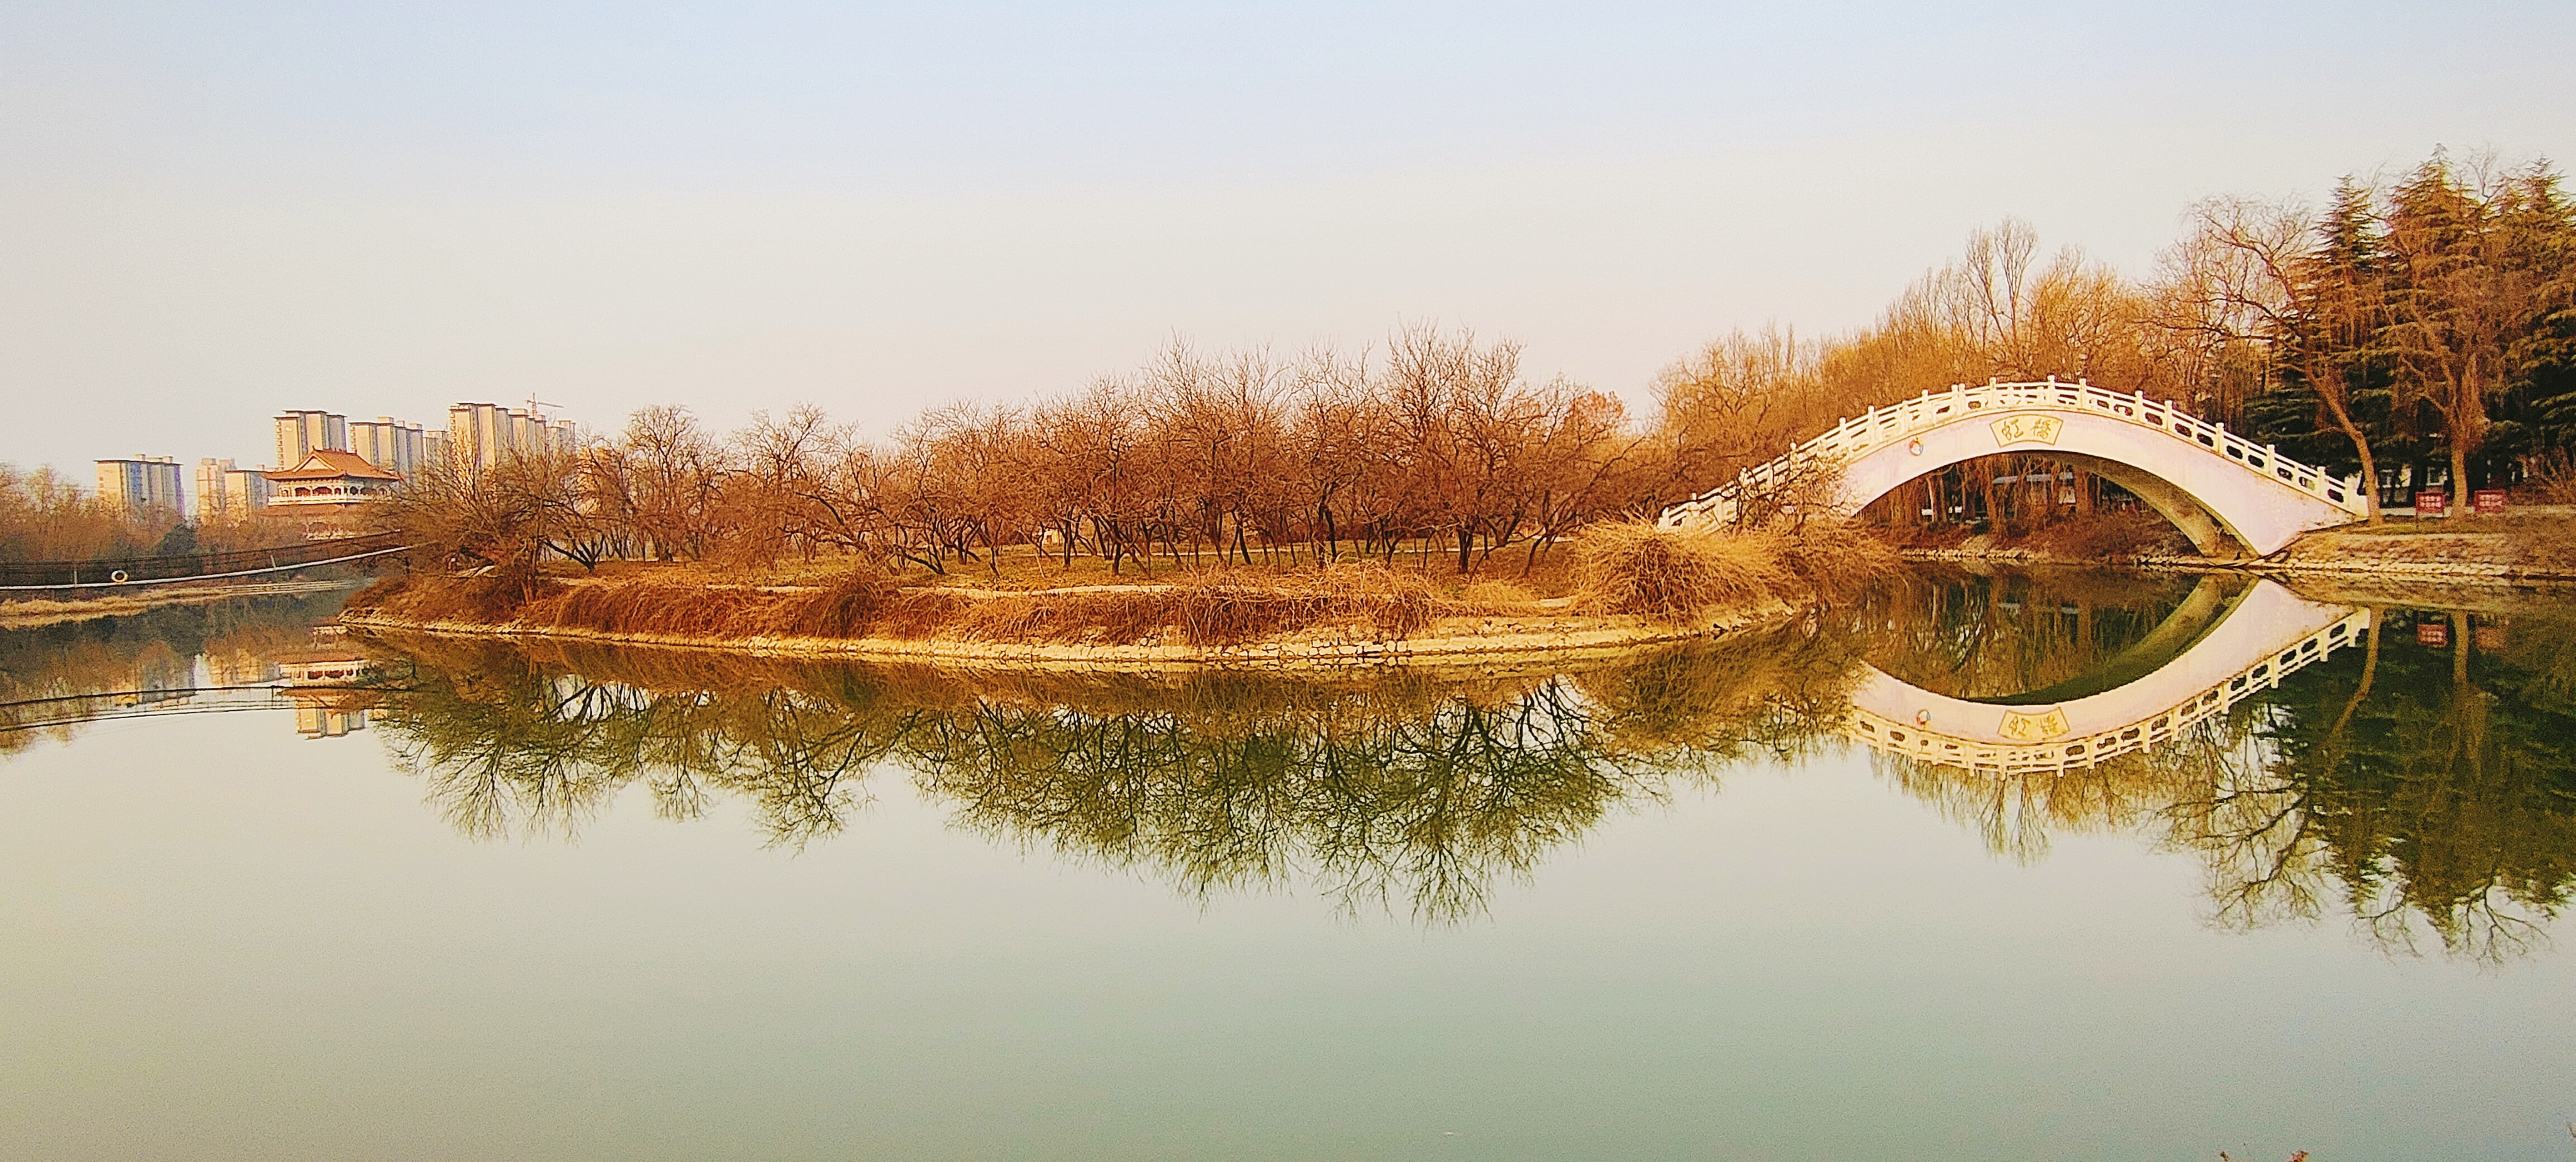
1572,521 -> 1789,625
2518,449 -> 2576,505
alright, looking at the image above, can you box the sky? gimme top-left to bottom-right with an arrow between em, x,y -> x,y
3,1 -> 2572,477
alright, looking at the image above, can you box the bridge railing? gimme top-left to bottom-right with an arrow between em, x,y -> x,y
1846,607 -> 2373,775
1663,378 -> 2368,528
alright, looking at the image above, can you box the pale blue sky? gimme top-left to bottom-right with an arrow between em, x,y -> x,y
4,1 -> 2571,474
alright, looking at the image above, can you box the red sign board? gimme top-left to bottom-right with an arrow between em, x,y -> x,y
2414,490 -> 2448,517
2416,620 -> 2450,647
2473,489 -> 2508,515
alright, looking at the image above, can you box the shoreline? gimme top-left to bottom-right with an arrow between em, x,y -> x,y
1900,517 -> 2576,585
0,578 -> 362,629
336,605 -> 1761,676
339,517 -> 2576,671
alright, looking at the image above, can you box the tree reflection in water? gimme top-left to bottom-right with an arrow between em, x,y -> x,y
0,590 -> 355,752
347,573 -> 2576,946
2205,605 -> 2576,961
362,626 -> 1865,922
1842,570 -> 2576,963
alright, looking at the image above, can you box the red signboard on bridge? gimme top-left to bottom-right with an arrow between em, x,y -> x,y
2414,490 -> 2447,517
2474,489 -> 2508,515
2416,620 -> 2450,647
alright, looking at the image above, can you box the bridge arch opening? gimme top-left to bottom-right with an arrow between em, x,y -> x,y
1853,450 -> 2242,556
1662,382 -> 2367,556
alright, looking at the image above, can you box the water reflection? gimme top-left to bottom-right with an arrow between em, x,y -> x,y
1860,566 -> 2223,700
1844,573 -> 2576,961
8,572 -> 2575,950
366,625 -> 1865,921
0,589 -> 376,750
2201,604 -> 2576,960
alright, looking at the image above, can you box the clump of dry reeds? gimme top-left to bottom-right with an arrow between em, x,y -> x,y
528,580 -> 767,637
773,569 -> 902,638
1572,517 -> 1904,624
1572,521 -> 1789,624
2022,509 -> 2192,562
501,568 -> 967,642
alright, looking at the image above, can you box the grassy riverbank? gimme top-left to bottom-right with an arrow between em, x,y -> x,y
340,520 -> 1900,668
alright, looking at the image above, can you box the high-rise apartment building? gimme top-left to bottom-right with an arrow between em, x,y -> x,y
347,417 -> 429,478
447,402 -> 578,472
194,458 -> 272,519
274,411 -> 349,470
95,456 -> 184,517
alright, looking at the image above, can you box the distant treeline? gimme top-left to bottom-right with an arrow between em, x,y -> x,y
360,148 -> 2570,575
0,465 -> 182,565
0,465 -> 318,567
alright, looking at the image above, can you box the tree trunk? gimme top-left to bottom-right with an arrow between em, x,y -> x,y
2331,609 -> 2382,738
2449,441 -> 2471,521
2319,389 -> 2382,526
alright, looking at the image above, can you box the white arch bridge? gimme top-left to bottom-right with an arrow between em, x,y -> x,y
1660,379 -> 2370,555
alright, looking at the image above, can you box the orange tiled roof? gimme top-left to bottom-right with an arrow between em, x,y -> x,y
264,449 -> 401,482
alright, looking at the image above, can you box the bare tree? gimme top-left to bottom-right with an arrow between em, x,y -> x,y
2163,191 -> 2387,521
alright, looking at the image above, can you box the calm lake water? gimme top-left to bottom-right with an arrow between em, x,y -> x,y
4,572 -> 2573,1161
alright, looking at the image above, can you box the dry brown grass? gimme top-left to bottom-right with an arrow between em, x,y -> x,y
1570,517 -> 1902,624
355,562 -> 1448,647
1571,521 -> 1790,624
1457,579 -> 1545,610
350,568 -> 547,624
2021,509 -> 2193,561
960,565 -> 1439,647
530,580 -> 767,637
0,580 -> 355,629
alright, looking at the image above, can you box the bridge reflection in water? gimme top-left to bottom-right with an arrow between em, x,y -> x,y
1846,577 -> 2370,775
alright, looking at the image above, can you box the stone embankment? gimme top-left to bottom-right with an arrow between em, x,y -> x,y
1901,511 -> 2576,585
2233,522 -> 2576,583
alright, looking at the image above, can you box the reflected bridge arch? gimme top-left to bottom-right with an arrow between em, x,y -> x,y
1845,579 -> 2368,775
